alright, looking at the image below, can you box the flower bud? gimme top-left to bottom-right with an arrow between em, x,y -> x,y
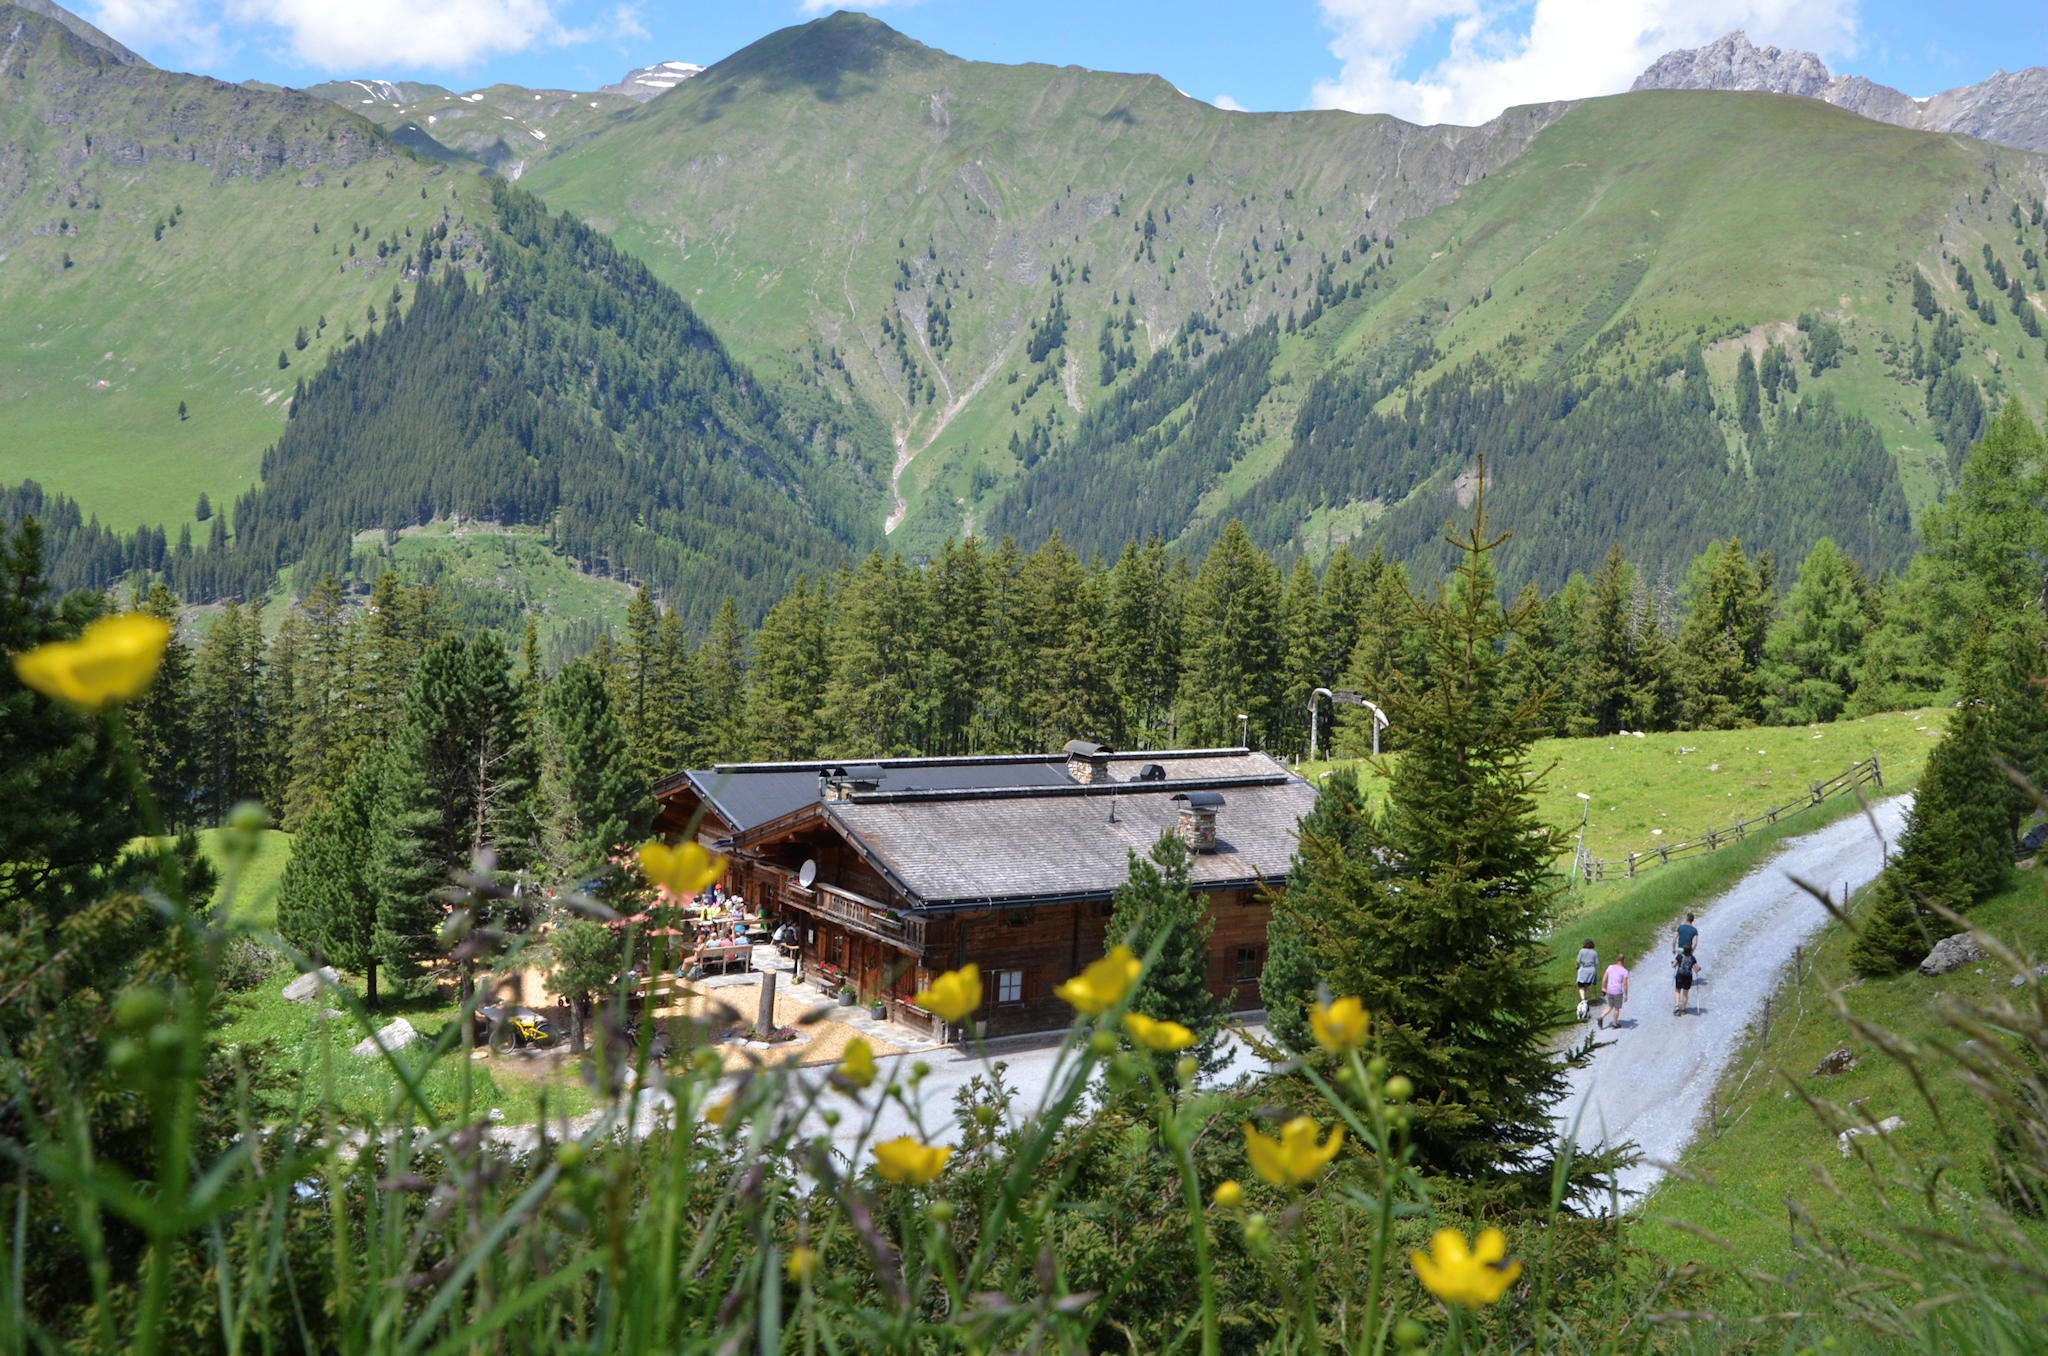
785,1246 -> 818,1285
1089,1029 -> 1119,1057
821,1109 -> 841,1128
972,1104 -> 997,1129
1212,1179 -> 1242,1208
1394,1317 -> 1427,1348
1242,1212 -> 1269,1244
927,1199 -> 956,1224
556,1142 -> 586,1171
911,1060 -> 932,1081
1175,1055 -> 1198,1083
1367,1055 -> 1388,1079
1384,1075 -> 1414,1103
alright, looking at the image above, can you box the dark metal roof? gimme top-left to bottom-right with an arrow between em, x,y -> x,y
1173,790 -> 1227,808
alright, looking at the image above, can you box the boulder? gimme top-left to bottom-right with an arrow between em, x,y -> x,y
350,1018 -> 421,1059
1838,1115 -> 1905,1156
1919,934 -> 1987,977
1811,1047 -> 1857,1077
2009,963 -> 2048,989
282,966 -> 345,1003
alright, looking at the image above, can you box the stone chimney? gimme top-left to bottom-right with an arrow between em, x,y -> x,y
1171,791 -> 1223,853
1064,739 -> 1115,785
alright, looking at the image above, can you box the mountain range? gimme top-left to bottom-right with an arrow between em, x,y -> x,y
3,1 -> 2048,622
1634,30 -> 2048,154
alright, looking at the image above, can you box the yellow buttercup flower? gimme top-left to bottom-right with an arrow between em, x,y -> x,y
1244,1116 -> 1343,1187
1057,945 -> 1141,1016
785,1246 -> 818,1285
872,1136 -> 953,1185
1212,1179 -> 1243,1209
1122,1011 -> 1196,1052
1310,996 -> 1369,1054
915,964 -> 981,1023
838,1036 -> 878,1089
13,613 -> 171,712
638,840 -> 727,897
1411,1226 -> 1521,1307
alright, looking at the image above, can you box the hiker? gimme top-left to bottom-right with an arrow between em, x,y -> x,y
1674,912 -> 1700,960
1673,947 -> 1699,1015
1575,938 -> 1600,1020
1598,954 -> 1629,1030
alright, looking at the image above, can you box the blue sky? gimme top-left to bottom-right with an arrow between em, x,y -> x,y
83,0 -> 2048,126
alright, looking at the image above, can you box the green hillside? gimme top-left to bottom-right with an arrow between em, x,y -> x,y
524,12 -> 2048,574
303,79 -> 639,177
0,2 -> 496,534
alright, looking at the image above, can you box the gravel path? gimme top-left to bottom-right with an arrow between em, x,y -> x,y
1556,794 -> 1912,1203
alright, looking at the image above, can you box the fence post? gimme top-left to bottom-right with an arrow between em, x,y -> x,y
1871,751 -> 1883,790
1761,995 -> 1771,1050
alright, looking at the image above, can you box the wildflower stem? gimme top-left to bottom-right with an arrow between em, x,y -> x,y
1162,1103 -> 1220,1356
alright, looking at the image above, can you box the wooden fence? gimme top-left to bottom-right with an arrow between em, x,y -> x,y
1574,753 -> 1884,883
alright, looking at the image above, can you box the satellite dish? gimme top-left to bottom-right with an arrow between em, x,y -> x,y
798,860 -> 817,888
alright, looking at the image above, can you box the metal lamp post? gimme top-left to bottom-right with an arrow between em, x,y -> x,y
1574,792 -> 1592,887
1237,713 -> 1249,748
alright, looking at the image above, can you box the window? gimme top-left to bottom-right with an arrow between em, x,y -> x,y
1005,908 -> 1034,928
996,969 -> 1023,1005
1235,946 -> 1261,982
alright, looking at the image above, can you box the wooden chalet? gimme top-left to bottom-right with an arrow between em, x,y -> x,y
652,743 -> 1319,1039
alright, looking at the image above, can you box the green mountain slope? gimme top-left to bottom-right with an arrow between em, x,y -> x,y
519,11 -> 1565,547
0,1 -> 496,534
523,14 -> 2048,578
304,80 -> 639,177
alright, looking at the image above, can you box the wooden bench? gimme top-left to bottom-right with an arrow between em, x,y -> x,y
699,943 -> 753,976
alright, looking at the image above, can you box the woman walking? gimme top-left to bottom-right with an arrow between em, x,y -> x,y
1575,938 -> 1600,1020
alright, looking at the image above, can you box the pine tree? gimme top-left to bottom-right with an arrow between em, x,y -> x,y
1299,490 -> 1575,1173
283,575 -> 350,830
1851,668 -> 2011,975
1674,540 -> 1771,729
0,519 -> 142,927
1262,766 -> 1371,1052
1012,532 -> 1109,751
1102,537 -> 1183,748
276,751 -> 383,1002
925,538 -> 992,754
1848,557 -> 1952,714
1760,538 -> 1866,724
1338,549 -> 1420,754
191,599 -> 267,822
698,597 -> 749,762
1277,556 -> 1323,760
746,576 -> 831,760
127,581 -> 198,828
541,659 -> 649,883
547,918 -> 627,1054
822,551 -> 930,755
1107,831 -> 1223,1072
1177,519 -> 1281,748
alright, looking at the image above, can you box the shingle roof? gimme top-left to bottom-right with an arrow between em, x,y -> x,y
823,767 -> 1319,908
666,748 -> 1278,835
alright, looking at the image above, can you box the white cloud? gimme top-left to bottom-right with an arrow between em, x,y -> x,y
87,0 -> 231,66
1310,0 -> 1859,127
610,4 -> 649,42
228,0 -> 562,72
1211,93 -> 1247,111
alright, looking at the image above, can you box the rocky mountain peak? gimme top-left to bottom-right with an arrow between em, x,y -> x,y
1631,30 -> 1830,97
11,0 -> 150,65
599,60 -> 705,102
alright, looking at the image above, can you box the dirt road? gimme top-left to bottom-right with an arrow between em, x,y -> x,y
1556,794 -> 1912,1203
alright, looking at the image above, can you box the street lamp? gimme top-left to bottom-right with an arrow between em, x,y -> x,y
1237,713 -> 1249,748
1574,793 -> 1592,887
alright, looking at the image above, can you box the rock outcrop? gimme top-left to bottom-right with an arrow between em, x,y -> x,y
282,966 -> 346,1003
1634,30 -> 2048,154
350,1018 -> 422,1059
1919,933 -> 1988,977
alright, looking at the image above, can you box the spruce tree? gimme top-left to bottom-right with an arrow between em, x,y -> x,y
1107,831 -> 1223,1073
126,581 -> 197,828
1102,537 -> 1183,748
276,751 -> 383,1002
698,596 -> 750,762
926,538 -> 993,755
1277,556 -> 1323,760
1850,680 -> 2011,975
541,659 -> 649,883
1298,491 -> 1576,1174
1177,519 -> 1281,748
191,599 -> 267,822
1674,539 -> 1771,729
747,577 -> 831,760
1848,556 -> 1952,715
822,551 -> 931,755
1338,549 -> 1420,754
1262,766 -> 1371,1052
283,575 -> 349,830
1760,538 -> 1866,724
1012,532 -> 1109,751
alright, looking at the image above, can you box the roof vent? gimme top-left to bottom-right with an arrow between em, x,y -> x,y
819,763 -> 885,801
1063,739 -> 1116,785
1135,763 -> 1166,782
1171,790 -> 1224,853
